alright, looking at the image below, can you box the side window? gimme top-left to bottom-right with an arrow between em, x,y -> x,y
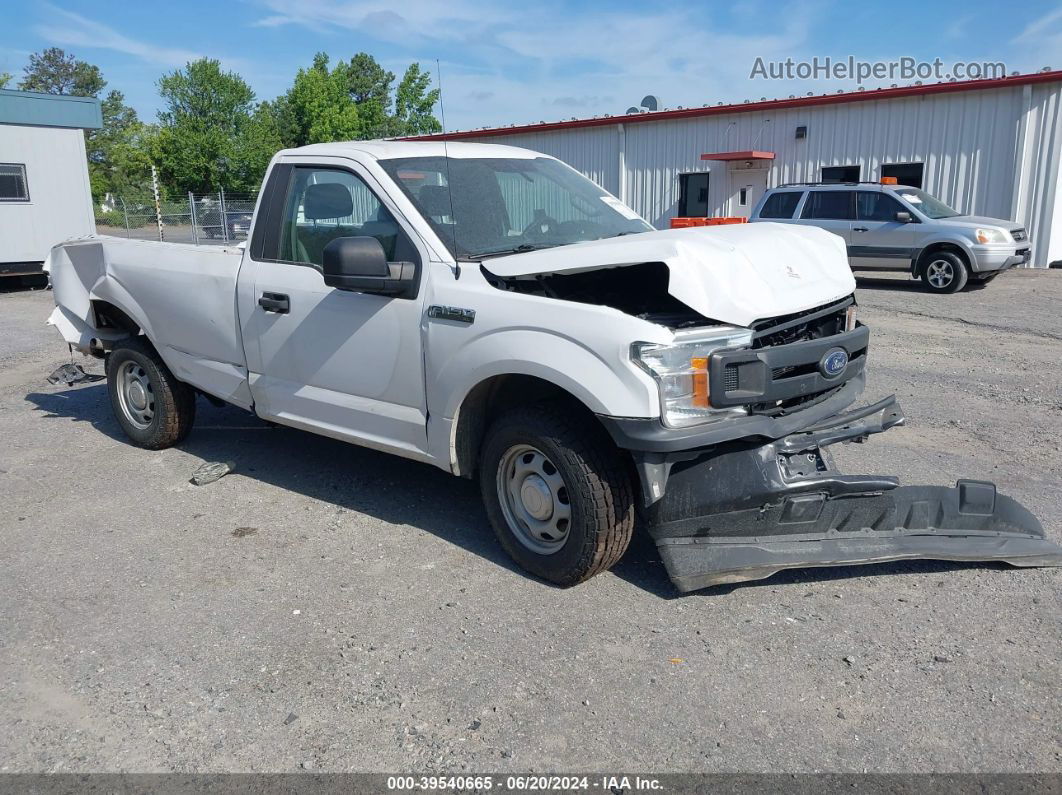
856,192 -> 905,221
759,191 -> 802,219
801,191 -> 854,220
0,163 -> 29,202
278,167 -> 401,266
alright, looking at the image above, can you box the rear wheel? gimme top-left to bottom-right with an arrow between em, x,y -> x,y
106,337 -> 196,449
921,251 -> 969,293
479,403 -> 635,586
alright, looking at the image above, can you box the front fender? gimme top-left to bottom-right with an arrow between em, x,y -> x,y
433,327 -> 659,421
912,235 -> 976,272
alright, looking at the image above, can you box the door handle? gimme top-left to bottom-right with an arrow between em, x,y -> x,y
852,226 -> 869,232
258,292 -> 290,313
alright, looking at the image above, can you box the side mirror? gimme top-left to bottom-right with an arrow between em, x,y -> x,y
895,211 -> 913,223
322,237 -> 415,297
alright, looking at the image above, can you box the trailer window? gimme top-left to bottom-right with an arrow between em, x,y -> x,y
0,164 -> 29,202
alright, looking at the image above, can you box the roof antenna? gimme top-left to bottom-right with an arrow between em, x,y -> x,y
436,59 -> 460,278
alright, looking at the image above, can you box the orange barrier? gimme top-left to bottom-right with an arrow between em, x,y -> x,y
670,216 -> 748,228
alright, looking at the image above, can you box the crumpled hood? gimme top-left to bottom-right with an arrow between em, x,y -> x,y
482,223 -> 856,328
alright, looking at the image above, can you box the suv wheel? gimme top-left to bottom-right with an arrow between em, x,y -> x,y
921,251 -> 969,293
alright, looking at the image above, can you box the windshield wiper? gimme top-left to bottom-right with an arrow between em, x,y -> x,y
474,243 -> 556,260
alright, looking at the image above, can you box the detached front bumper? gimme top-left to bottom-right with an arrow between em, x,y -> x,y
606,397 -> 1061,591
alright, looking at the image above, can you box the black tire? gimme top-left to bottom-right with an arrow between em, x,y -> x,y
105,337 -> 196,449
920,251 -> 969,293
479,402 -> 635,586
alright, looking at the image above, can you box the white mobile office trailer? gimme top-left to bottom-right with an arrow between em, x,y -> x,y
420,71 -> 1062,268
0,89 -> 101,277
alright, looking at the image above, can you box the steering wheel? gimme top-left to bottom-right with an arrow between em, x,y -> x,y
521,213 -> 560,242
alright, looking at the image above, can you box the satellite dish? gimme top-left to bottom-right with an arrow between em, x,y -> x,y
626,106 -> 641,114
641,95 -> 659,112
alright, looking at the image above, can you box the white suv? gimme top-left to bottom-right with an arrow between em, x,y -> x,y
749,182 -> 1030,293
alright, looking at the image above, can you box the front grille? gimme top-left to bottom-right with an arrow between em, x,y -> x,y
709,297 -> 867,415
1012,228 -> 1027,242
751,297 -> 852,349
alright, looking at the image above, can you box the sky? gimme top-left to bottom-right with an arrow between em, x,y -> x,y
2,0 -> 1061,132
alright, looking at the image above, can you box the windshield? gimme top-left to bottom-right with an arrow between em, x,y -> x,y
379,156 -> 653,259
893,187 -> 961,219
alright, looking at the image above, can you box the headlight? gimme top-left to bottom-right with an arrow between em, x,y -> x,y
632,327 -> 753,428
975,228 -> 1008,244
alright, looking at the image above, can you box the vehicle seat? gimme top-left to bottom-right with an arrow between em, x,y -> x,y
295,183 -> 355,265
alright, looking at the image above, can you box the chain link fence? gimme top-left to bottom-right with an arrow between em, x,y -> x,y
94,191 -> 259,246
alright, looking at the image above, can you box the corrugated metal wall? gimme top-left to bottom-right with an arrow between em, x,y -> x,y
459,81 -> 1062,267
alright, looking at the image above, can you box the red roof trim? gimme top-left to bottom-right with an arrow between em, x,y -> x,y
701,150 -> 775,161
407,71 -> 1062,141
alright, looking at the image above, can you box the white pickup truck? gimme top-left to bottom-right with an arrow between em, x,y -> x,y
46,141 -> 1061,591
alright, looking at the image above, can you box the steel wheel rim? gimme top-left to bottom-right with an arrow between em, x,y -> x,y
926,259 -> 954,288
115,360 -> 155,430
496,444 -> 572,555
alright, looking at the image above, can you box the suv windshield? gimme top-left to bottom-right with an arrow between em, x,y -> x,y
379,156 -> 653,259
893,187 -> 960,219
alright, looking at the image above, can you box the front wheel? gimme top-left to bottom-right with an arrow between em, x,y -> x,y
921,252 -> 969,293
479,403 -> 635,586
106,337 -> 196,449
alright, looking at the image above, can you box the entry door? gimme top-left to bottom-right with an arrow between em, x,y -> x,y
729,168 -> 768,218
239,162 -> 430,459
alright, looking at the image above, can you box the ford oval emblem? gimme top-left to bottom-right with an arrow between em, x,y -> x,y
821,348 -> 849,378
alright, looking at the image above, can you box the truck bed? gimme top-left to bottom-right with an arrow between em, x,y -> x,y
47,236 -> 253,408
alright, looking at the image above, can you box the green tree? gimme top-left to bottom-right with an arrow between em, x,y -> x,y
87,90 -> 154,197
0,71 -> 11,89
394,63 -> 442,136
275,53 -> 362,147
275,52 -> 441,145
345,53 -> 393,138
19,47 -> 105,96
153,58 -> 279,192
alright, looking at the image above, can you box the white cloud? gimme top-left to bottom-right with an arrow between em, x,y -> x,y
248,0 -> 820,129
34,5 -> 216,68
1011,7 -> 1062,65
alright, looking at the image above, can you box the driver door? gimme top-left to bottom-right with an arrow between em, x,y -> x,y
239,160 -> 430,459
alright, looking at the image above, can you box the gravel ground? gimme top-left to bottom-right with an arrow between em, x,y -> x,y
0,270 -> 1059,774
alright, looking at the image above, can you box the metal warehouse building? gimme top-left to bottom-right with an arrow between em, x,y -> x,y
429,70 -> 1062,268
0,89 -> 101,276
